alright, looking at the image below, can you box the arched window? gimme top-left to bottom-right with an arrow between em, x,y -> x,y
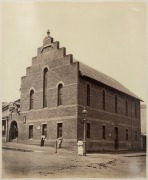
87,84 -> 90,106
126,99 -> 128,116
125,129 -> 128,141
87,123 -> 90,139
115,95 -> 118,113
58,84 -> 63,106
135,102 -> 137,118
102,90 -> 105,110
43,68 -> 48,108
30,90 -> 34,110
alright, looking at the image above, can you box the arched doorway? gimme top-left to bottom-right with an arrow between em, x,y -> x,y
9,121 -> 18,142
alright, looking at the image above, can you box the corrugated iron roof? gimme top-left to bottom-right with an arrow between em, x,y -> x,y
79,62 -> 141,100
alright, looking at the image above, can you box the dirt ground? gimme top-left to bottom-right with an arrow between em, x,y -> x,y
2,149 -> 146,178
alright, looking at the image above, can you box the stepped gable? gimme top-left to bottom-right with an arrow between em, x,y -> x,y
23,30 -> 74,78
79,62 -> 141,100
22,30 -> 140,101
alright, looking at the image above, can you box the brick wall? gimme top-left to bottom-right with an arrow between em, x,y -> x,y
77,75 -> 141,151
19,35 -> 79,148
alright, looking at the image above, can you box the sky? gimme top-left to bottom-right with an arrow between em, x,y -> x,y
2,1 -> 147,105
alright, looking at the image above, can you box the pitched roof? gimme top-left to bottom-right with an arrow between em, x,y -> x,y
79,62 -> 141,100
2,99 -> 20,109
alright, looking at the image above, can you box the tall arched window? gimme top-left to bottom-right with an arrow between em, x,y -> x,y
126,99 -> 128,116
30,90 -> 34,110
102,90 -> 105,110
58,84 -> 63,106
115,95 -> 118,113
87,84 -> 90,106
135,102 -> 137,119
43,68 -> 48,108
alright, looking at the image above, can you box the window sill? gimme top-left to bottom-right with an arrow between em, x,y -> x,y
58,105 -> 63,107
29,109 -> 34,111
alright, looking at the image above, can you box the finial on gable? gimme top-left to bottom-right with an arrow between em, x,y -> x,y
47,29 -> 50,36
43,29 -> 53,46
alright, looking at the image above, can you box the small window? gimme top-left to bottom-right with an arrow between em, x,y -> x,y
29,125 -> 33,139
23,116 -> 26,124
30,90 -> 34,110
126,129 -> 128,141
102,125 -> 106,139
87,123 -> 90,139
102,90 -> 105,110
57,123 -> 62,138
87,84 -> 90,106
42,124 -> 47,138
135,130 -> 137,141
58,84 -> 63,106
115,95 -> 117,113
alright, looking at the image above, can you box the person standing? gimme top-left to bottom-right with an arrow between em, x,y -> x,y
77,138 -> 83,155
40,137 -> 45,147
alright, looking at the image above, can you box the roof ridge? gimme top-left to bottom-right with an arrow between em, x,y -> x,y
79,62 -> 141,100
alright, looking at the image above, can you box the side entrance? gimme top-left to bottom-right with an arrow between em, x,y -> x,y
9,120 -> 18,142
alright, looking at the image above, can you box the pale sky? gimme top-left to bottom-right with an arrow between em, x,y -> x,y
2,1 -> 147,105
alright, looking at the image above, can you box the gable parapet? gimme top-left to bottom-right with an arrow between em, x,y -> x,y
37,47 -> 43,55
43,35 -> 53,46
53,41 -> 59,50
53,47 -> 66,59
26,66 -> 32,75
32,56 -> 37,66
21,76 -> 26,80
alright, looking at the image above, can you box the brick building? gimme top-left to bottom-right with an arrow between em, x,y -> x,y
2,31 -> 142,151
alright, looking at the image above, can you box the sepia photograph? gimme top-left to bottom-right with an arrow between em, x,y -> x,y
1,0 -> 147,179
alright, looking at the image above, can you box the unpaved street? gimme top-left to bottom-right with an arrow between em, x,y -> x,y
2,149 -> 146,178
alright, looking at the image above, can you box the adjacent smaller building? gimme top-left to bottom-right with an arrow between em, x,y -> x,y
2,99 -> 20,142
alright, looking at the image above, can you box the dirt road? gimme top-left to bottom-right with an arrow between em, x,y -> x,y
2,149 -> 146,178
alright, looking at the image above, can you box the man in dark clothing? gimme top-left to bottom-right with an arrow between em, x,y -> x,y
40,137 -> 44,147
